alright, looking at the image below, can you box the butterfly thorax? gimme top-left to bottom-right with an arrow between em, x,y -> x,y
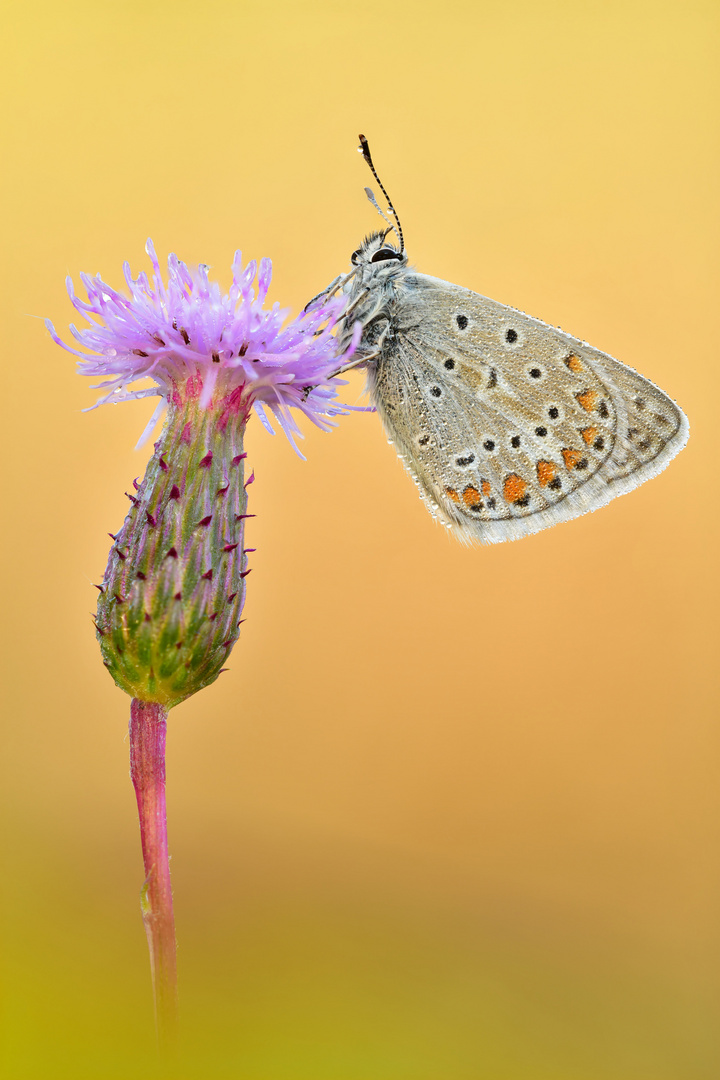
336,232 -> 411,359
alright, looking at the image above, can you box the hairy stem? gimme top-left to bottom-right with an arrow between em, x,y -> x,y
129,698 -> 178,1050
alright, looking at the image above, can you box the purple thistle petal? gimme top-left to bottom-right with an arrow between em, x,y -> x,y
135,397 -> 168,450
253,401 -> 277,436
50,241 -> 356,448
257,258 -> 272,303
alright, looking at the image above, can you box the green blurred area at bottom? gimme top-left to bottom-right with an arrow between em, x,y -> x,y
2,889 -> 717,1080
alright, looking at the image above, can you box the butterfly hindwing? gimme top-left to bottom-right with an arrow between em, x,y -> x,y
367,274 -> 688,543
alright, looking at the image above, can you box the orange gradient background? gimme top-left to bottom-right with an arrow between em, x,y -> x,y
1,2 -> 718,1077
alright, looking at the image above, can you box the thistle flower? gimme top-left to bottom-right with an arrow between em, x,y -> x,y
49,240 -> 359,1046
48,240 -> 358,707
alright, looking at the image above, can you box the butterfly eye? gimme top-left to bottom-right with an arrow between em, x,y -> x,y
350,249 -> 362,265
370,248 -> 401,263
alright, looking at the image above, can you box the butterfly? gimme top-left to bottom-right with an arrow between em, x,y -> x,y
324,135 -> 689,544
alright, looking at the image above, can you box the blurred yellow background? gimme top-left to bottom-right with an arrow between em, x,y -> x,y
2,1 -> 718,1076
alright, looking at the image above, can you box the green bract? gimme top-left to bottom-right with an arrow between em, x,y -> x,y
96,393 -> 251,706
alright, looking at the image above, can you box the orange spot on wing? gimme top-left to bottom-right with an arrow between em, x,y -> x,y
576,389 -> 597,412
565,354 -> 583,373
580,425 -> 598,445
562,448 -> 583,470
445,486 -> 460,503
481,480 -> 491,497
536,460 -> 557,486
462,486 -> 482,507
503,473 -> 527,503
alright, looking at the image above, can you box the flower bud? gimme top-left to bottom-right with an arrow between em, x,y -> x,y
96,382 -> 251,706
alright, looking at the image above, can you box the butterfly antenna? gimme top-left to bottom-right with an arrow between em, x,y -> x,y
358,134 -> 405,253
363,187 -> 394,232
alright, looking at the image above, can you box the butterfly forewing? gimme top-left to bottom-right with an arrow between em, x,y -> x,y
365,273 -> 688,543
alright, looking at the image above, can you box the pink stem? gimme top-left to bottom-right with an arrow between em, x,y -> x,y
129,699 -> 178,1049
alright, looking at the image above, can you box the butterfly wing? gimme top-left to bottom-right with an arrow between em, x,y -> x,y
368,273 -> 689,543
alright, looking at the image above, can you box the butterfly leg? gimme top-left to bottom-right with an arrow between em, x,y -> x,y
341,287 -> 371,321
328,353 -> 372,378
300,325 -> 389,401
311,287 -> 374,340
303,276 -> 343,312
329,323 -> 390,378
303,270 -> 357,313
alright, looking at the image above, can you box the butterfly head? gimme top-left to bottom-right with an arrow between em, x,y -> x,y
349,231 -> 407,282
